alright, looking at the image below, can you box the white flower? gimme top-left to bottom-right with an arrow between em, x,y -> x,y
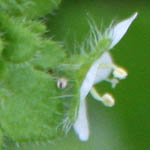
73,12 -> 138,141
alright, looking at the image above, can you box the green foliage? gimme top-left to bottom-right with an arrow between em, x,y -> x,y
31,40 -> 65,70
0,0 -> 111,149
0,14 -> 42,63
0,0 -> 70,147
0,39 -> 4,55
0,0 -> 61,19
22,20 -> 47,35
0,60 -> 8,80
0,63 -> 64,142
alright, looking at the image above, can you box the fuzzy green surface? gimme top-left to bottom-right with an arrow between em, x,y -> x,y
0,0 -> 61,19
31,40 -> 66,70
0,63 -> 63,142
0,39 -> 4,55
0,14 -> 41,63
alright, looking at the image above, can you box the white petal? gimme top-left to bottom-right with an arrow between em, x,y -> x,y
80,52 -> 113,101
73,99 -> 89,141
80,58 -> 100,101
94,52 -> 113,84
76,53 -> 110,141
75,52 -> 111,141
109,12 -> 138,49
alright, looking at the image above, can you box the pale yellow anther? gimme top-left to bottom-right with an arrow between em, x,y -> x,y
90,88 -> 115,107
113,67 -> 128,80
102,93 -> 115,107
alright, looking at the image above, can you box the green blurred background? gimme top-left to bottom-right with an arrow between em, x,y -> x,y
21,0 -> 150,149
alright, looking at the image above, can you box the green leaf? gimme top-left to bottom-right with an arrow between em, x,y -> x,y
0,56 -> 84,144
0,0 -> 62,19
0,39 -> 4,55
0,63 -> 65,143
21,20 -> 47,35
0,59 -> 8,80
0,14 -> 41,63
31,40 -> 66,70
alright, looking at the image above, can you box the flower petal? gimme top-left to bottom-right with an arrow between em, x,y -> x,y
94,52 -> 113,84
80,59 -> 101,101
73,99 -> 89,141
109,12 -> 138,49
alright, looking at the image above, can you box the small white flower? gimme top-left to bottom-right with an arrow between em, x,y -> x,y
73,13 -> 138,141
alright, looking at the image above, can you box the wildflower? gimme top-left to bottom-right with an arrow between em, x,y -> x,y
73,12 -> 138,141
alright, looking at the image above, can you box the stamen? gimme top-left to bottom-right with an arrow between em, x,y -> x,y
90,87 -> 103,102
90,87 -> 115,107
105,78 -> 119,88
101,93 -> 115,107
113,66 -> 128,79
98,62 -> 128,80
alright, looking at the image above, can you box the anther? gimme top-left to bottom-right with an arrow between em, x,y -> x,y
90,87 -> 115,107
113,66 -> 128,80
101,93 -> 115,107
